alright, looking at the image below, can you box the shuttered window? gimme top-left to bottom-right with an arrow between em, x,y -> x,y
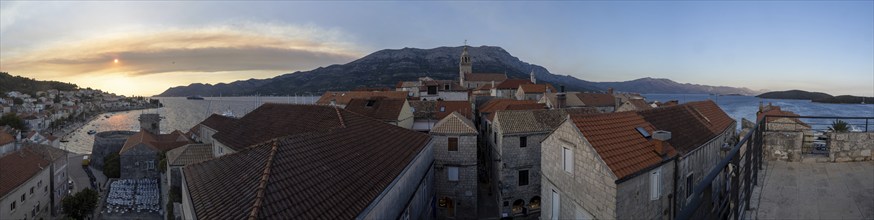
448,138 -> 458,151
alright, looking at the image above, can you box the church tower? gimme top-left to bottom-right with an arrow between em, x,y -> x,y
459,44 -> 472,86
530,69 -> 536,84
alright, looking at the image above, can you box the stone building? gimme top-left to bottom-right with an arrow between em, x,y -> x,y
576,93 -> 618,112
90,130 -> 136,170
396,77 -> 469,101
1,145 -> 67,219
180,104 -> 435,220
458,45 -> 508,89
491,79 -> 533,99
488,108 -> 597,217
119,114 -> 191,179
637,101 -> 737,214
187,114 -> 236,157
539,92 -> 587,109
409,100 -> 473,132
515,84 -> 556,101
540,111 -> 677,220
0,130 -> 15,156
430,112 -> 478,219
119,130 -> 191,179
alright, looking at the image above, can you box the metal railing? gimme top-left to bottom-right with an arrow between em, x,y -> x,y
676,115 -> 874,220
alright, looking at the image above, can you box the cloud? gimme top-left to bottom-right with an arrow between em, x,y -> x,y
0,22 -> 363,78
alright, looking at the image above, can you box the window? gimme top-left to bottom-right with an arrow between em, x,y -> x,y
686,173 -> 694,199
562,147 -> 573,173
445,85 -> 450,90
493,132 -> 497,144
10,201 -> 15,212
30,187 -> 34,195
520,136 -> 527,148
44,186 -> 47,193
551,190 -> 560,220
21,193 -> 25,202
448,138 -> 458,151
448,167 -> 459,181
440,106 -> 446,112
519,170 -> 529,186
650,168 -> 661,200
365,100 -> 376,107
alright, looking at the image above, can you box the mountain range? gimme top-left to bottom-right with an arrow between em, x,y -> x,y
156,46 -> 764,97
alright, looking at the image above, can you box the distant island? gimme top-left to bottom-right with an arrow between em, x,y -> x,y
756,90 -> 873,104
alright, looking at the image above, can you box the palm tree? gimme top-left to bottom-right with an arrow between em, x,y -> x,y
829,119 -> 850,132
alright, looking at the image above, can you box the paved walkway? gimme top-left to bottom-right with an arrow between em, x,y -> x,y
749,161 -> 874,219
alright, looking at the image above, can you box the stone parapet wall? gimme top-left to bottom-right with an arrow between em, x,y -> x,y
828,132 -> 874,162
764,131 -> 803,162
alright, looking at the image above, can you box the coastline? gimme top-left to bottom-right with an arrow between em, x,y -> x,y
56,105 -> 161,154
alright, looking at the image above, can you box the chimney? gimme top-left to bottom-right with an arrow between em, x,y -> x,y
608,88 -> 614,94
652,130 -> 671,156
556,86 -> 566,109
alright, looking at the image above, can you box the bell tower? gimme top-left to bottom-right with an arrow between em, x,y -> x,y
530,69 -> 536,84
139,113 -> 162,134
459,41 -> 472,86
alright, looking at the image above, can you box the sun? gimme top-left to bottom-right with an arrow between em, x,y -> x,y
114,58 -> 119,63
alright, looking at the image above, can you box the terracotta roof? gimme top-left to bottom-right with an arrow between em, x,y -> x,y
184,105 -> 430,219
119,130 -> 191,154
495,108 -> 598,135
494,79 -> 533,89
199,114 -> 237,132
315,91 -> 407,106
571,112 -> 677,179
479,99 -> 546,121
476,83 -> 493,91
344,98 -> 407,122
0,145 -> 66,196
0,131 -> 13,146
518,84 -> 556,94
410,101 -> 473,120
577,93 -> 616,107
756,105 -> 810,128
430,112 -> 478,135
166,144 -> 214,166
396,81 -> 418,88
464,73 -> 507,82
624,99 -> 653,111
212,104 -> 347,151
637,101 -> 733,153
352,87 -> 392,92
541,92 -> 587,108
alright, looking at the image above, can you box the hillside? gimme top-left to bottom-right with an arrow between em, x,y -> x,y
756,90 -> 833,100
0,72 -> 79,96
156,46 -> 761,97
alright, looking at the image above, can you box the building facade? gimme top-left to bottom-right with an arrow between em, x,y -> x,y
430,112 -> 479,219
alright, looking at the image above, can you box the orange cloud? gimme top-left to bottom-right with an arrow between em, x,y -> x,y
0,23 -> 364,96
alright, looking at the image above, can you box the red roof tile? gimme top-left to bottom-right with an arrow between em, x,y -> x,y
571,112 -> 677,179
184,105 -> 430,219
120,130 -> 191,154
0,131 -> 13,146
576,93 -> 616,107
199,114 -> 237,132
315,91 -> 408,106
464,73 -> 507,82
637,101 -> 734,153
212,104 -> 347,151
478,99 -> 545,121
518,84 -> 556,94
344,98 -> 407,122
0,146 -> 65,196
494,79 -> 533,89
756,105 -> 810,128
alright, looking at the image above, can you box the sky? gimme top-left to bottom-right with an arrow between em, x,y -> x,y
1,1 -> 872,97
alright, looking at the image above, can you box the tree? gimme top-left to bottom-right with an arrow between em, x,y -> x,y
0,113 -> 26,130
103,153 -> 121,178
12,97 -> 23,105
829,119 -> 850,132
62,188 -> 99,220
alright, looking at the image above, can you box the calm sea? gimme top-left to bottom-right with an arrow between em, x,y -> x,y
61,96 -> 318,154
60,94 -> 873,154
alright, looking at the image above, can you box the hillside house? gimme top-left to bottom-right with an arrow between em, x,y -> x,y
515,84 -> 556,101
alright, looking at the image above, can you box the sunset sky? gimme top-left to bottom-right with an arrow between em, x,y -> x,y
1,1 -> 872,96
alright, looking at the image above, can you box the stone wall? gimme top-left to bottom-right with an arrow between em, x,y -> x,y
541,121 -> 617,220
615,162 -> 674,220
763,131 -> 803,161
120,144 -> 160,179
90,131 -> 135,170
432,135 -> 478,219
828,132 -> 874,162
497,132 -> 547,217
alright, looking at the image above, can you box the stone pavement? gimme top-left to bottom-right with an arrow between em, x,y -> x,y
748,161 -> 874,219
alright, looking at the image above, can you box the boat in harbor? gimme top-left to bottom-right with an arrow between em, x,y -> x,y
87,130 -> 96,135
187,95 -> 205,100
